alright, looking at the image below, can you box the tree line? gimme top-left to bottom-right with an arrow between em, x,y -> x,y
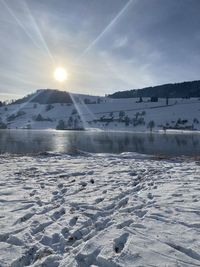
108,80 -> 200,99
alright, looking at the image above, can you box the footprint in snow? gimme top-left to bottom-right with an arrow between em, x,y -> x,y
40,183 -> 45,189
116,219 -> 133,229
69,216 -> 78,226
14,212 -> 34,225
79,181 -> 87,187
52,190 -> 59,195
90,178 -> 95,184
51,208 -> 65,221
30,190 -> 37,197
61,188 -> 67,194
147,192 -> 154,199
57,183 -> 63,189
95,197 -> 104,204
113,233 -> 129,254
61,227 -> 69,238
135,209 -> 147,218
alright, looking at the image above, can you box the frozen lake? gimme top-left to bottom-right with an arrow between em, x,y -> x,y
0,129 -> 200,156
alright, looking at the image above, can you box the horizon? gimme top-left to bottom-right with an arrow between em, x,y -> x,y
1,0 -> 200,100
1,78 -> 199,103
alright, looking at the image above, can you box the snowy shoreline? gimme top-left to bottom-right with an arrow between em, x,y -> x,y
0,153 -> 200,266
1,127 -> 200,134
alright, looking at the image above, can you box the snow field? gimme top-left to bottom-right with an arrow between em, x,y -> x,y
0,153 -> 200,266
0,97 -> 200,131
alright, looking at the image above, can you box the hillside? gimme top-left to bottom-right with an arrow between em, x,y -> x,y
108,80 -> 200,98
0,89 -> 200,132
12,89 -> 73,105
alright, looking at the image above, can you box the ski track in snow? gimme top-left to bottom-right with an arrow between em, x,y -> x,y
0,153 -> 200,266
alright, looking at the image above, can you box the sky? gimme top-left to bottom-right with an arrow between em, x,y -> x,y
0,0 -> 200,100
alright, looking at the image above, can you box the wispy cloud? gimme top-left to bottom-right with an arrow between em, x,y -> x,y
78,0 -> 136,58
113,35 -> 128,48
0,0 -> 200,100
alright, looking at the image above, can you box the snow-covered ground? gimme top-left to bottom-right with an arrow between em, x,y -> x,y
0,152 -> 200,266
0,95 -> 200,132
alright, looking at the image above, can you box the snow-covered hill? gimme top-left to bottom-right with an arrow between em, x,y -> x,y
0,90 -> 200,132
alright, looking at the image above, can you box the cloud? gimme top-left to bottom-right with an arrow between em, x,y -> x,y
113,36 -> 128,48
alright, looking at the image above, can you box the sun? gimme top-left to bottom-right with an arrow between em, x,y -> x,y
54,67 -> 68,82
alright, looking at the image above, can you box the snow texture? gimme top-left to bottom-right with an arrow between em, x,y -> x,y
0,152 -> 200,266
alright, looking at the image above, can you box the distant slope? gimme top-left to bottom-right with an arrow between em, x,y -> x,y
13,89 -> 73,104
1,93 -> 200,132
108,80 -> 200,98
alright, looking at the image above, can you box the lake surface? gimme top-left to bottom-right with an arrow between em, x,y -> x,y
0,129 -> 200,156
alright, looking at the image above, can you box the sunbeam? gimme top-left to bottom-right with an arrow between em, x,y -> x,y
69,93 -> 89,130
0,0 -> 41,49
78,0 -> 135,59
1,90 -> 44,128
0,0 -> 55,64
22,0 -> 55,64
75,96 -> 98,122
69,93 -> 100,151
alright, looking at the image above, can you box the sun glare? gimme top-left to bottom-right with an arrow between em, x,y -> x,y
54,67 -> 68,82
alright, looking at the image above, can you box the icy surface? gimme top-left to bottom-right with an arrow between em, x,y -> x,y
0,153 -> 200,266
